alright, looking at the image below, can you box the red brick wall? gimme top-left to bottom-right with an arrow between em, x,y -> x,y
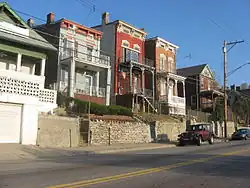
74,94 -> 105,105
115,27 -> 145,94
199,75 -> 214,91
155,47 -> 176,73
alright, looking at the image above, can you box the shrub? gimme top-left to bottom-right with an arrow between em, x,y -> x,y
58,93 -> 133,116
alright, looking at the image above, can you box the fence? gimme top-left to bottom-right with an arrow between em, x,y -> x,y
186,108 -> 211,123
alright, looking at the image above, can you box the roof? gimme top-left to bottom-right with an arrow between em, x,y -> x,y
146,36 -> 179,49
35,18 -> 102,36
239,89 -> 250,98
0,3 -> 56,51
177,64 -> 207,77
92,20 -> 147,35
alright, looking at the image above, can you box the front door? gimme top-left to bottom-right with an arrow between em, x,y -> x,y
85,75 -> 92,95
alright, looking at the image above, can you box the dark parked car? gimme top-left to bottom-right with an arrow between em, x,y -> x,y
178,124 -> 214,146
231,128 -> 250,140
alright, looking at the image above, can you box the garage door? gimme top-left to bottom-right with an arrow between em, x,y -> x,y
0,103 -> 22,143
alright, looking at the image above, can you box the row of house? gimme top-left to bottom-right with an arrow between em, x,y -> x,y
0,2 -> 223,144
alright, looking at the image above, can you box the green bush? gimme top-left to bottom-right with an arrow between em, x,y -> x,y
59,93 -> 132,116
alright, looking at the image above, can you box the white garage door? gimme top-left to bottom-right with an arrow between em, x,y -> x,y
0,103 -> 22,143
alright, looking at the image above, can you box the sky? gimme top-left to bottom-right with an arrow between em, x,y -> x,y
6,0 -> 250,86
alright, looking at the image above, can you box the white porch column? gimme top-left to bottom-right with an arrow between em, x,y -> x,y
31,64 -> 36,75
96,71 -> 100,96
141,68 -> 145,95
16,53 -> 22,72
174,79 -> 178,96
141,68 -> 145,112
68,59 -> 76,97
183,81 -> 185,98
40,58 -> 46,76
106,68 -> 111,105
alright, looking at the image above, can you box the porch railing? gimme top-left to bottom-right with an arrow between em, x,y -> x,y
75,86 -> 106,98
61,50 -> 110,67
159,95 -> 185,105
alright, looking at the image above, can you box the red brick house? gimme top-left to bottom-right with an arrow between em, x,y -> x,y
145,37 -> 186,116
177,64 -> 223,113
93,12 -> 156,112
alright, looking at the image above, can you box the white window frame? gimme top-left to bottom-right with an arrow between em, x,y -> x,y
159,54 -> 166,71
168,57 -> 174,73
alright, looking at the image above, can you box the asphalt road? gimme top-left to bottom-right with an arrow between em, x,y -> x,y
1,140 -> 250,188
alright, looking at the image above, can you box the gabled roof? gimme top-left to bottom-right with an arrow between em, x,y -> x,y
177,64 -> 207,77
0,2 -> 56,51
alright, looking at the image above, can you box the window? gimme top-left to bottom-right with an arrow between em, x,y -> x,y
200,77 -> 204,89
159,55 -> 165,71
74,40 -> 78,58
191,95 -> 196,106
87,47 -> 93,61
122,48 -> 139,62
208,80 -> 210,90
168,57 -> 174,73
62,38 -> 68,56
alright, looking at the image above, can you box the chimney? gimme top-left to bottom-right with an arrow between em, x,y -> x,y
27,18 -> 34,27
102,12 -> 109,25
236,86 -> 241,91
47,12 -> 55,24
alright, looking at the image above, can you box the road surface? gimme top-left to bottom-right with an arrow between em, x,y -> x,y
1,140 -> 250,188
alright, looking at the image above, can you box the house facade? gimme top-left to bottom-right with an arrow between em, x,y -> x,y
0,3 -> 57,144
93,12 -> 156,112
145,37 -> 186,116
35,13 -> 111,105
177,64 -> 223,113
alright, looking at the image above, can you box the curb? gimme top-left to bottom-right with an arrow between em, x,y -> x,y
93,144 -> 177,154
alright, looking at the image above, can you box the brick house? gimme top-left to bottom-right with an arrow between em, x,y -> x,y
145,37 -> 186,116
93,12 -> 156,112
34,13 -> 111,105
177,64 -> 223,113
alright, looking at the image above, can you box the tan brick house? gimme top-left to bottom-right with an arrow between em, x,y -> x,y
145,37 -> 186,116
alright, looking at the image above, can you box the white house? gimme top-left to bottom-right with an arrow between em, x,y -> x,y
0,3 -> 57,145
35,13 -> 111,105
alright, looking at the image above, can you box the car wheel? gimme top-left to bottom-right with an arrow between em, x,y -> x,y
208,135 -> 214,145
245,136 -> 247,140
197,136 -> 202,146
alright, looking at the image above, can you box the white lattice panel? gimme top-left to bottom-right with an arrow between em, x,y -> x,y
0,76 -> 40,97
39,89 -> 57,104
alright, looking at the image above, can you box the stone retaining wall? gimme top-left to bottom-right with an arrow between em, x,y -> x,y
89,120 -> 151,145
154,121 -> 186,142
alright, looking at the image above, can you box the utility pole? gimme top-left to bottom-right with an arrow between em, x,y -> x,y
223,40 -> 244,139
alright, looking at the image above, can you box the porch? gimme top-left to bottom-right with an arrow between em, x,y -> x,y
59,54 -> 111,105
157,72 -> 186,116
0,50 -> 57,111
117,58 -> 156,113
199,90 -> 224,113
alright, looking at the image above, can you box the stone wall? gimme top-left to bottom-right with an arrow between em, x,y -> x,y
37,115 -> 80,147
154,121 -> 186,142
212,121 -> 235,138
89,119 -> 151,145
